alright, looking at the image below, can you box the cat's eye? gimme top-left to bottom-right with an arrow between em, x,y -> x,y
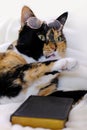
58,36 -> 62,41
38,34 -> 45,41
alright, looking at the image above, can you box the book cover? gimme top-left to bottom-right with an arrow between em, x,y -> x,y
10,96 -> 73,129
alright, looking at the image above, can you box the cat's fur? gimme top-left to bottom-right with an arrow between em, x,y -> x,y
0,6 -> 87,104
0,50 -> 77,100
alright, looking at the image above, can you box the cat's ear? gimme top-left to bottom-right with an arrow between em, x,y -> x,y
21,6 -> 35,27
56,12 -> 68,26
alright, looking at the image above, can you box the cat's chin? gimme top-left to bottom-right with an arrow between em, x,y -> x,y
46,52 -> 62,60
41,51 -> 61,60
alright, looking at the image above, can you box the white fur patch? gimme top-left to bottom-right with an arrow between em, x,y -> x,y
52,58 -> 78,72
0,92 -> 26,104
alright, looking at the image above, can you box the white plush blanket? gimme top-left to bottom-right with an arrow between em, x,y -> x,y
0,0 -> 87,130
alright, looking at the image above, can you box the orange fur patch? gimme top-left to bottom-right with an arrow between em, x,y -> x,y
56,41 -> 66,57
0,51 -> 26,73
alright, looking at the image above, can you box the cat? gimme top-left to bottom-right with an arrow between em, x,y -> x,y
7,6 -> 87,102
7,6 -> 69,100
5,6 -> 68,99
0,6 -> 77,104
0,6 -> 87,104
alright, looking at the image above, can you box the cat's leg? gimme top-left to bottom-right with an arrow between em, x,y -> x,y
23,58 -> 77,89
24,58 -> 77,83
37,58 -> 77,96
37,74 -> 59,96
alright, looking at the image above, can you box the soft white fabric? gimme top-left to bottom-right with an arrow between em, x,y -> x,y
0,0 -> 87,130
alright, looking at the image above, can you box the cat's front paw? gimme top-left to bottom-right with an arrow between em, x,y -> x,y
63,58 -> 78,71
52,58 -> 78,72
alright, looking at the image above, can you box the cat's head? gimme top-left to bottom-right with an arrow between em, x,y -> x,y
17,6 -> 68,60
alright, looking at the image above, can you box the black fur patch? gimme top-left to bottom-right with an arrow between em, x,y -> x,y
0,64 -> 32,97
16,25 -> 44,60
0,72 -> 22,97
45,71 -> 59,75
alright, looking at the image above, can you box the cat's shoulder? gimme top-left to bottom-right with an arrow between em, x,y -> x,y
0,41 -> 35,63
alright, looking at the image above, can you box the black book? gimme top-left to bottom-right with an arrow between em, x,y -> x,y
49,90 -> 87,103
10,96 -> 73,129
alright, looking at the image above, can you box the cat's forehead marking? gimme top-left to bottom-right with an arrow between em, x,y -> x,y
47,28 -> 61,38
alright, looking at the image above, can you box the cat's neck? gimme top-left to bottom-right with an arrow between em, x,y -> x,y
16,44 -> 43,61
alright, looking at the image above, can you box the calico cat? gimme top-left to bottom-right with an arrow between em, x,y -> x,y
1,6 -> 87,103
6,6 -> 70,100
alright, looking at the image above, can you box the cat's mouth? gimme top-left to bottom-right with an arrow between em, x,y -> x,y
46,53 -> 55,58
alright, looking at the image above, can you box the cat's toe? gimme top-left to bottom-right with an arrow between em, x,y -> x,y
65,58 -> 78,71
52,58 -> 78,72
